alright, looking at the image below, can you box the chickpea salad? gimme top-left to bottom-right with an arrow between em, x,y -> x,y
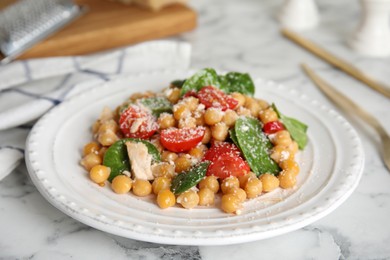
80,68 -> 308,214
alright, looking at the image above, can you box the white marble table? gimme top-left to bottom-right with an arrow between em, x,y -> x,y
1,0 -> 390,259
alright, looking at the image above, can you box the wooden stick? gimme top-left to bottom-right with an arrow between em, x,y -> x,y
282,28 -> 390,99
302,63 -> 390,171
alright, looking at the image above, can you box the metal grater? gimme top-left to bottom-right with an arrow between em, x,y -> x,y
0,0 -> 86,64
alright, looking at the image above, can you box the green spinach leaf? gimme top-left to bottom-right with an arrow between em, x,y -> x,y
140,97 -> 172,117
221,72 -> 255,96
180,68 -> 221,96
272,104 -> 308,150
229,127 -> 239,147
170,161 -> 210,195
171,79 -> 186,88
179,69 -> 256,97
235,117 -> 280,176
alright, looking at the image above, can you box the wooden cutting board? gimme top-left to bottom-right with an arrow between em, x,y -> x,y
11,0 -> 197,59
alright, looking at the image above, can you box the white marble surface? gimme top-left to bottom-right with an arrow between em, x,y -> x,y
1,0 -> 390,259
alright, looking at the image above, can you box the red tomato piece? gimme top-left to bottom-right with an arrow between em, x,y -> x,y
182,90 -> 198,98
119,105 -> 158,139
197,86 -> 238,111
160,126 -> 205,153
203,142 -> 240,162
203,142 -> 250,178
206,152 -> 250,179
263,121 -> 285,135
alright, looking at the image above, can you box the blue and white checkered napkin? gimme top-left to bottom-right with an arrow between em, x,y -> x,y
0,41 -> 191,181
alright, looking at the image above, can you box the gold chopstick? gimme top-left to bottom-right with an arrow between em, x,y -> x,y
302,63 -> 390,171
282,28 -> 390,99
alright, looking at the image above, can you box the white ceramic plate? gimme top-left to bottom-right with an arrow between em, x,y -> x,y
25,70 -> 364,246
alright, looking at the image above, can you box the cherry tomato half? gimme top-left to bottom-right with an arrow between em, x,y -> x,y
203,142 -> 240,162
203,142 -> 250,178
119,105 -> 158,139
197,86 -> 238,111
262,121 -> 285,135
182,90 -> 198,98
160,126 -> 205,153
206,153 -> 250,179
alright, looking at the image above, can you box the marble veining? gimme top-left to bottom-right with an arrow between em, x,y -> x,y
1,0 -> 390,259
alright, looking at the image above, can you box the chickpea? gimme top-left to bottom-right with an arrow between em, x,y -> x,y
245,177 -> 263,199
198,188 -> 215,206
259,173 -> 280,192
115,105 -> 122,117
132,179 -> 152,196
80,153 -> 102,171
257,99 -> 269,110
161,151 -> 178,163
158,113 -> 176,129
92,120 -> 101,134
89,165 -> 111,184
278,170 -> 297,189
152,176 -> 171,195
189,146 -> 206,160
230,92 -> 246,108
98,147 -> 108,159
227,187 -> 247,202
111,175 -> 132,194
98,119 -> 118,133
143,91 -> 155,98
221,194 -> 242,214
238,172 -> 257,189
245,97 -> 261,117
258,108 -> 278,124
174,155 -> 192,173
204,108 -> 223,125
273,130 -> 292,147
178,117 -> 197,129
98,130 -> 119,146
173,105 -> 191,121
236,107 -> 252,116
129,92 -> 145,101
183,96 -> 199,112
211,122 -> 229,141
221,176 -> 240,194
198,176 -> 219,193
202,127 -> 212,144
270,145 -> 292,163
151,162 -> 175,178
99,107 -> 115,122
222,110 -> 238,127
156,189 -> 176,209
167,87 -> 181,104
83,142 -> 100,156
177,190 -> 199,209
194,113 -> 205,126
280,159 -> 300,176
286,141 -> 299,156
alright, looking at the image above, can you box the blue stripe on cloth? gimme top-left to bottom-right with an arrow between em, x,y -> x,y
81,69 -> 110,81
22,61 -> 32,81
53,74 -> 72,91
116,49 -> 126,74
72,55 -> 111,81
